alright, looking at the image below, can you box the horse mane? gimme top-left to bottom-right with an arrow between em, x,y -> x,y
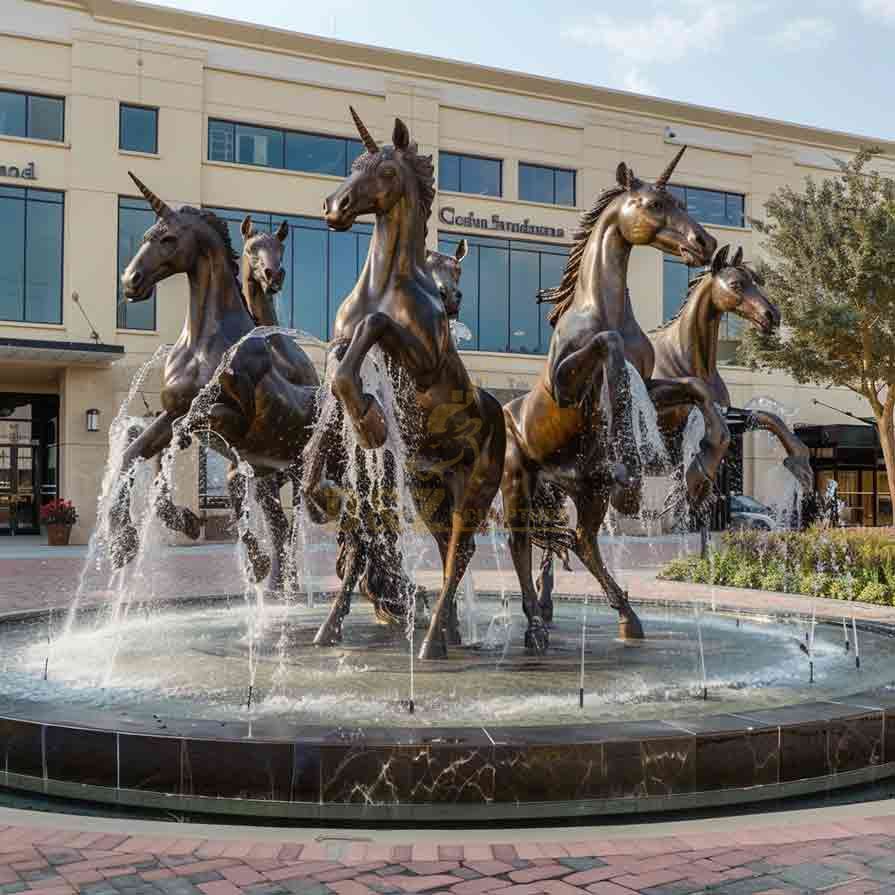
536,185 -> 626,327
180,206 -> 240,280
352,144 -> 436,229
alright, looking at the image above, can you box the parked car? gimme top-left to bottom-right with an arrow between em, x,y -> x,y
729,494 -> 777,531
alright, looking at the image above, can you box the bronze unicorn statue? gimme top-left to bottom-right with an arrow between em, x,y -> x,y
650,244 -> 812,490
305,109 -> 506,660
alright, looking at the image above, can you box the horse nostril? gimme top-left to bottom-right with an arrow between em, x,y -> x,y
264,268 -> 274,280
339,193 -> 351,211
129,270 -> 143,287
455,290 -> 462,300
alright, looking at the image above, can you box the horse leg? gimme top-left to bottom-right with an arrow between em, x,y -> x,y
418,510 -> 475,660
536,550 -> 555,624
552,331 -> 641,515
109,411 -> 176,568
227,465 -> 271,583
332,312 -> 438,450
501,433 -> 549,654
256,474 -> 290,594
314,521 -> 364,646
748,410 -> 813,491
574,492 -> 644,640
648,378 -> 730,510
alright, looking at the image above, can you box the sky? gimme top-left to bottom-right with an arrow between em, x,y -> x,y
137,0 -> 895,142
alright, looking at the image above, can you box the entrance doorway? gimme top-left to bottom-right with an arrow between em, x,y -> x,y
0,394 -> 59,536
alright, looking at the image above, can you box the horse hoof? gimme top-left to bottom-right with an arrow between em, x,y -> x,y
313,623 -> 343,646
355,394 -> 388,450
618,608 -> 645,640
184,509 -> 202,541
524,621 -> 549,654
418,636 -> 448,660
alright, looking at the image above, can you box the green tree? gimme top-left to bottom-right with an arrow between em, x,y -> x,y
741,148 -> 895,513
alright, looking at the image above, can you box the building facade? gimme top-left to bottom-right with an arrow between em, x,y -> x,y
1,0 -> 891,541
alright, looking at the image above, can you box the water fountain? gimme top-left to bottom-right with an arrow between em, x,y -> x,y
1,129 -> 894,822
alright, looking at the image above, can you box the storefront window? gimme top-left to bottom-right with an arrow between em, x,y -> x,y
117,196 -> 157,331
668,184 -> 745,228
0,186 -> 64,324
437,232 -> 569,354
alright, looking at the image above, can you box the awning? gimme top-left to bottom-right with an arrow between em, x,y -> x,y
0,337 -> 124,365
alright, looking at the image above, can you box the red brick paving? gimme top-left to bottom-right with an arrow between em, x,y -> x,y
0,813 -> 890,894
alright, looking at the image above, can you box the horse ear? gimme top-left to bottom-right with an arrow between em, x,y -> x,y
455,239 -> 468,263
240,215 -> 253,239
392,118 -> 410,150
712,245 -> 730,274
275,220 -> 289,243
731,246 -> 743,268
616,162 -> 631,188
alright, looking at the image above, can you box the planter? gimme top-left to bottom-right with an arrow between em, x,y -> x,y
46,524 -> 72,546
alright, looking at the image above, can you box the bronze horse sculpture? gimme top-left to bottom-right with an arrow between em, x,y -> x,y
505,150 -> 723,643
305,108 -> 506,660
650,244 -> 812,491
427,239 -> 468,320
111,175 -> 327,579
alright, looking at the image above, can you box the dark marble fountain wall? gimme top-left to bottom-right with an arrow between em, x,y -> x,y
1,689 -> 895,820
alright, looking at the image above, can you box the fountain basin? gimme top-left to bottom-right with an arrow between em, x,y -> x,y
1,595 -> 894,820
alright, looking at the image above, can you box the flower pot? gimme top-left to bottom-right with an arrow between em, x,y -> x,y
46,524 -> 72,546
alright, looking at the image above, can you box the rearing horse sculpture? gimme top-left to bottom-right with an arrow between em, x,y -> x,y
112,177 -> 326,576
650,244 -> 812,491
504,151 -> 719,642
306,109 -> 506,660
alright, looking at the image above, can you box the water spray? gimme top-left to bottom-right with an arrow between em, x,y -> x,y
843,616 -> 850,652
578,597 -> 587,710
695,603 -> 707,701
853,616 -> 860,670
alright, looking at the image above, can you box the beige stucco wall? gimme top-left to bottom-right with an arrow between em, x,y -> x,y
0,0 -> 891,541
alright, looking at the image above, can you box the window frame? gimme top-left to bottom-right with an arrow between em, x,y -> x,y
115,195 -> 158,332
119,103 -> 159,154
439,151 -> 504,198
0,88 -> 65,142
0,185 -> 65,325
206,117 -> 363,178
669,183 -> 747,229
518,161 -> 577,207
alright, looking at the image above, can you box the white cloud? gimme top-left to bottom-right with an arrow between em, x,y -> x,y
861,0 -> 895,23
770,16 -> 835,49
622,68 -> 658,95
562,1 -> 743,65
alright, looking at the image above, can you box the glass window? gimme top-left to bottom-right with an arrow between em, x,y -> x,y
199,445 -> 231,509
28,96 -> 64,142
119,104 -> 158,154
663,256 -> 692,322
0,187 -> 63,324
669,184 -> 746,228
0,92 -> 26,138
208,119 -> 235,162
209,119 -> 367,178
0,91 -> 63,141
438,232 -> 568,354
439,151 -> 502,197
117,196 -> 157,331
236,123 -> 283,168
519,163 -> 576,207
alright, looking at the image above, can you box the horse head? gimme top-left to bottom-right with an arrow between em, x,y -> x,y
426,239 -> 468,319
121,172 -> 238,301
707,245 -> 780,335
614,148 -> 716,266
323,107 -> 434,232
241,215 -> 288,297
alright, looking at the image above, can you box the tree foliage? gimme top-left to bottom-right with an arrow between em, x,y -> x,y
740,148 -> 895,406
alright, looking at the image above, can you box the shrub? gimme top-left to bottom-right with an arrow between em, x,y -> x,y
39,499 -> 78,526
657,525 -> 895,606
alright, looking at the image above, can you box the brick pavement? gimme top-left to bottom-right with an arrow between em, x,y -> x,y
3,813 -> 895,894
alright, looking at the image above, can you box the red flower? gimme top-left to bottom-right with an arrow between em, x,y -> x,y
40,499 -> 78,526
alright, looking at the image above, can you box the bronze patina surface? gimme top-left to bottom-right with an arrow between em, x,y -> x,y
306,109 -> 506,660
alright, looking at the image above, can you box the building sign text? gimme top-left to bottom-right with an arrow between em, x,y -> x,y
0,162 -> 36,181
439,206 -> 564,239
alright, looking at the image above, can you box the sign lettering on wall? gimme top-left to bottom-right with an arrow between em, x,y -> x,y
439,205 -> 565,239
0,162 -> 36,181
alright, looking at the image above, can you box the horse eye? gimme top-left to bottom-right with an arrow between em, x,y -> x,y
160,234 -> 177,245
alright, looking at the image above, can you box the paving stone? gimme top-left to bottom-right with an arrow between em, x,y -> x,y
702,878 -> 791,895
776,862 -> 857,890
449,869 -> 481,881
243,884 -> 290,895
281,883 -> 333,895
185,873 -> 224,884
20,870 -> 59,882
374,870 -> 407,879
0,885 -> 26,894
640,883 -> 706,895
557,861 -> 606,873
